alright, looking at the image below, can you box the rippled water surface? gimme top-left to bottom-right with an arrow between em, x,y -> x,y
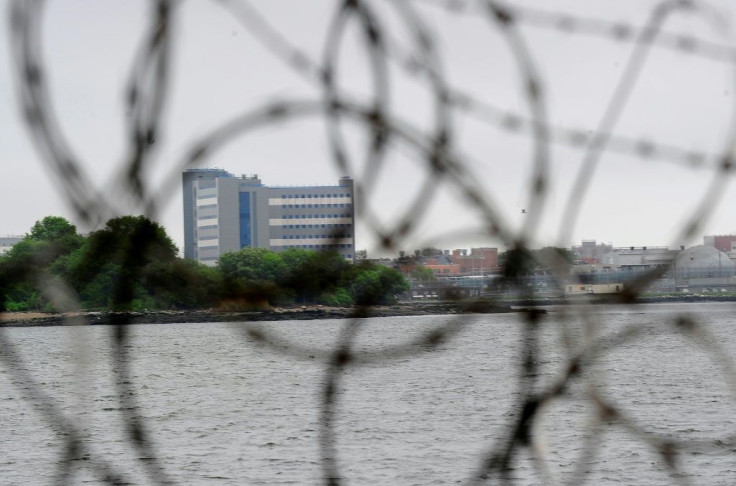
2,302 -> 736,485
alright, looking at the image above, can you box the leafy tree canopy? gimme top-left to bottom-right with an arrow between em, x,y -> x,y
348,263 -> 410,305
2,214 -> 409,311
28,216 -> 78,242
279,249 -> 350,303
56,216 -> 179,310
1,216 -> 83,311
219,247 -> 287,282
409,265 -> 437,282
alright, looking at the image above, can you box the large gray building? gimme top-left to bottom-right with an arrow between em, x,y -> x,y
183,169 -> 355,264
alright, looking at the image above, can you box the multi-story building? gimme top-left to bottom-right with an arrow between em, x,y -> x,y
183,169 -> 355,265
452,247 -> 498,275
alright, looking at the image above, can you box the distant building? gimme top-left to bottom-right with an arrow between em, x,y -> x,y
423,251 -> 460,276
0,236 -> 23,256
571,240 -> 612,264
674,245 -> 735,279
183,169 -> 355,265
704,235 -> 736,254
451,247 -> 498,275
401,247 -> 499,276
599,246 -> 678,270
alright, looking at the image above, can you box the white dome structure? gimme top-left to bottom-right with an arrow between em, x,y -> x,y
674,245 -> 735,278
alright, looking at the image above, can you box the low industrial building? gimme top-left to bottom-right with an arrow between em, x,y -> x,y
599,246 -> 679,271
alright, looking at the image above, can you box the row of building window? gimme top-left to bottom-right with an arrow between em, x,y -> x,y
283,244 -> 352,252
281,203 -> 351,209
283,224 -> 351,229
281,234 -> 351,240
282,213 -> 349,219
202,245 -> 352,253
281,193 -> 350,199
199,247 -> 352,258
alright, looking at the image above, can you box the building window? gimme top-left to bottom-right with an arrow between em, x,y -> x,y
239,192 -> 252,248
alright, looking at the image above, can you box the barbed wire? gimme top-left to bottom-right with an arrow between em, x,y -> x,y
4,0 -> 736,484
222,0 -> 728,182
418,0 -> 736,65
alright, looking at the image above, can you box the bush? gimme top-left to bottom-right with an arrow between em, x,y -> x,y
317,288 -> 354,307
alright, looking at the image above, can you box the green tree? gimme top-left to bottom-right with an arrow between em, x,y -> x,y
218,247 -> 287,282
348,263 -> 409,305
279,250 -> 350,304
28,216 -> 78,242
217,248 -> 289,306
61,215 -> 178,310
501,247 -> 536,281
143,259 -> 223,309
0,217 -> 84,311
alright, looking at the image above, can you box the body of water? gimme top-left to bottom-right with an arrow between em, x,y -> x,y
2,302 -> 736,485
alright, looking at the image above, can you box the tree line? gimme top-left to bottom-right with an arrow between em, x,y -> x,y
0,216 -> 409,312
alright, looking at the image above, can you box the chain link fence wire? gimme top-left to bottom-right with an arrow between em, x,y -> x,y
5,0 -> 736,484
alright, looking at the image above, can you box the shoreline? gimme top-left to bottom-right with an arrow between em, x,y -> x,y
2,295 -> 734,327
0,301 -> 515,327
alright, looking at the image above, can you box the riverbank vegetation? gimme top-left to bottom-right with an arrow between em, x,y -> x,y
0,216 -> 409,312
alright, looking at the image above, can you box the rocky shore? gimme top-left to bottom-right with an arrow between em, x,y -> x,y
0,301 -> 515,327
3,294 -> 733,327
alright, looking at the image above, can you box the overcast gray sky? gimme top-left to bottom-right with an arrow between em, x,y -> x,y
3,0 -> 736,256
